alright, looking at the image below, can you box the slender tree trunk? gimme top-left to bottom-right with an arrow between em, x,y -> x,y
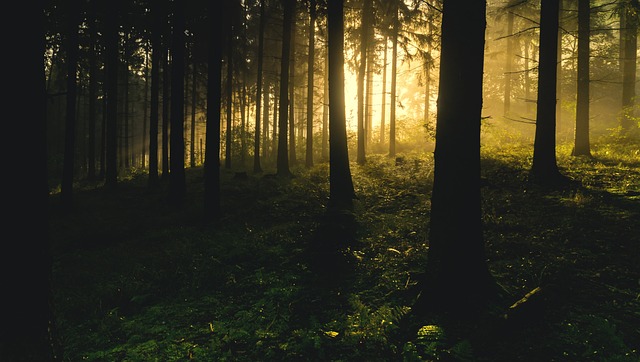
254,0 -> 266,173
556,3 -> 563,131
322,46 -> 329,161
168,0 -> 186,206
289,4 -> 297,167
380,37 -> 387,145
123,55 -> 130,169
503,6 -> 514,118
531,0 -> 566,184
389,5 -> 399,157
365,33 -> 374,147
190,59 -> 197,167
87,2 -> 97,181
162,46 -> 171,177
149,6 -> 161,186
61,0 -> 80,208
226,16 -> 234,169
573,0 -> 591,156
621,2 -> 638,130
306,0 -> 316,168
263,80 -> 270,163
105,0 -> 119,189
277,0 -> 294,176
357,0 -> 370,165
142,49 -> 149,169
328,0 -> 355,210
204,0 -> 224,219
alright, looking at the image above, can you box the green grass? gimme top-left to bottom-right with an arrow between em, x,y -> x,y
50,135 -> 639,361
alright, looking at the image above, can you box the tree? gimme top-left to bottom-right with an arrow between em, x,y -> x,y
306,0 -> 317,168
573,0 -> 591,157
61,0 -> 80,208
204,0 -> 225,219
254,0 -> 266,173
277,0 -> 294,177
168,0 -> 187,206
289,2 -> 297,167
105,0 -> 120,189
389,1 -> 399,157
328,0 -> 355,211
148,1 -> 163,187
1,1 -> 56,359
621,0 -> 638,131
357,0 -> 372,165
530,0 -> 567,185
416,0 -> 496,314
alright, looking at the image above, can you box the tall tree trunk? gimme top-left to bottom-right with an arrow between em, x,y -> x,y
204,0 -> 224,219
418,0 -> 495,315
328,0 -> 355,210
322,46 -> 329,161
225,16 -> 234,169
168,0 -> 186,206
573,0 -> 591,156
621,1 -> 638,131
87,1 -> 97,181
531,0 -> 566,184
191,58 -> 197,167
357,0 -> 370,165
162,46 -> 171,177
123,53 -> 130,169
380,37 -> 387,145
277,0 -> 294,176
289,4 -> 297,167
389,4 -> 399,157
263,80 -> 270,162
306,0 -> 316,168
503,5 -> 514,118
254,0 -> 266,173
556,2 -> 563,131
149,4 -> 161,186
365,33 -> 374,147
61,0 -> 80,208
143,49 -> 149,169
105,0 -> 119,189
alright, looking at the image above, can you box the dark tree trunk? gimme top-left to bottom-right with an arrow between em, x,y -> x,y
225,15 -> 233,170
328,0 -> 355,211
142,50 -> 149,169
530,0 -> 566,184
204,0 -> 224,219
105,0 -> 119,189
168,0 -> 186,206
322,46 -> 329,161
87,1 -> 97,181
2,1 -> 56,359
573,0 -> 591,157
306,0 -> 316,168
289,4 -> 297,167
191,58 -> 197,168
419,0 -> 495,315
148,1 -> 163,187
380,37 -> 387,144
61,0 -> 80,208
162,44 -> 171,178
254,0 -> 266,173
277,0 -> 294,176
357,0 -> 370,165
263,79 -> 270,162
621,1 -> 638,130
389,5 -> 398,157
503,5 -> 514,118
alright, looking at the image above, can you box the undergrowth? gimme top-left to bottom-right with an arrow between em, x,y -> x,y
50,135 -> 639,361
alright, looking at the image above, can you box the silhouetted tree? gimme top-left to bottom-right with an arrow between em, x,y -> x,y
148,1 -> 163,187
417,0 -> 497,315
277,0 -> 294,177
306,0 -> 317,168
620,0 -> 638,131
530,0 -> 567,185
61,0 -> 80,208
168,0 -> 187,206
254,0 -> 266,173
573,0 -> 591,157
328,0 -> 355,210
105,0 -> 120,189
204,0 -> 225,219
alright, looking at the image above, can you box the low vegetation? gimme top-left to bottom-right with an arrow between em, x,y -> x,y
49,133 -> 639,361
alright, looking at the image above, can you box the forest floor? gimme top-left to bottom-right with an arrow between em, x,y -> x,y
49,134 -> 639,361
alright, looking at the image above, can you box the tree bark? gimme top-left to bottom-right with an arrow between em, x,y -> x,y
573,0 -> 591,156
306,0 -> 316,168
277,0 -> 294,176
